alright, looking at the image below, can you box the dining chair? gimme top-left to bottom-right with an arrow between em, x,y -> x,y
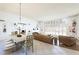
24,35 -> 34,54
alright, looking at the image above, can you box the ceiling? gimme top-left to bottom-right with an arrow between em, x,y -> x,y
0,3 -> 79,21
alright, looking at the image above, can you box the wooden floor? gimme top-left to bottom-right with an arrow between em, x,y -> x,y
0,32 -> 79,55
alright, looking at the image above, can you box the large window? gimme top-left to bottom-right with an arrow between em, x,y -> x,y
38,18 -> 68,36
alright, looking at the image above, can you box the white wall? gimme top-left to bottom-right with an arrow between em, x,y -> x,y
0,11 -> 37,34
75,16 -> 79,39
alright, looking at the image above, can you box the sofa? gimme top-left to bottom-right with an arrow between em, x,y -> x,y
32,32 -> 53,44
59,36 -> 76,46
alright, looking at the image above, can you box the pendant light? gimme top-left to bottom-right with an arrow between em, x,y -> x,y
17,3 -> 22,37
